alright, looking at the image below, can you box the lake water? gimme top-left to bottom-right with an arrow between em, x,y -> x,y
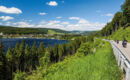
0,38 -> 69,52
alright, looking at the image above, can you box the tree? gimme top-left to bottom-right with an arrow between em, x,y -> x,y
6,47 -> 14,79
14,42 -> 20,71
31,41 -> 37,69
58,44 -> 63,61
122,0 -> 130,23
0,42 -> 9,80
19,39 -> 25,71
53,43 -> 58,62
37,42 -> 45,59
39,51 -> 50,68
47,45 -> 54,62
24,44 -> 30,71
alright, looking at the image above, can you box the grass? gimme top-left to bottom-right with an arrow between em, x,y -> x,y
109,27 -> 130,42
48,30 -> 63,35
32,42 -> 121,80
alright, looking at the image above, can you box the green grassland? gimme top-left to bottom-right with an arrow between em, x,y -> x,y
48,30 -> 64,35
19,40 -> 122,80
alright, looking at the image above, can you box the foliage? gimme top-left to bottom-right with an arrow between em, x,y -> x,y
0,25 -> 69,34
25,40 -> 122,80
109,27 -> 130,41
14,71 -> 27,80
43,42 -> 122,80
0,42 -> 9,80
98,0 -> 130,39
122,0 -> 130,23
0,36 -> 87,79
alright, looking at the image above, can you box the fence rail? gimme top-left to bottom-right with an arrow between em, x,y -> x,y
110,41 -> 130,80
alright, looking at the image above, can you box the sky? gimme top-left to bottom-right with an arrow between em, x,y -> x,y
0,0 -> 125,31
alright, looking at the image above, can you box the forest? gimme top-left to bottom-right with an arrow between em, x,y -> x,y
96,0 -> 130,38
0,26 -> 69,34
0,36 -> 88,80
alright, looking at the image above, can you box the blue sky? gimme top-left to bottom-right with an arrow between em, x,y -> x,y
0,0 -> 125,31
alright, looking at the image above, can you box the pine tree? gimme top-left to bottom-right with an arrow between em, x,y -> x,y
31,41 -> 37,69
24,44 -> 30,71
39,51 -> 50,68
37,42 -> 44,59
53,43 -> 58,62
0,42 -> 9,80
14,42 -> 20,71
6,47 -> 14,80
19,39 -> 25,71
58,44 -> 63,61
47,45 -> 54,62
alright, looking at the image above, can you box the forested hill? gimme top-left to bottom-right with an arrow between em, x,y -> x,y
95,0 -> 130,40
0,25 -> 69,34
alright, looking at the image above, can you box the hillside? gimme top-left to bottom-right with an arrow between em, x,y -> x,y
98,0 -> 130,41
70,31 -> 96,35
0,25 -> 69,34
43,42 -> 121,80
109,27 -> 130,41
14,39 -> 122,80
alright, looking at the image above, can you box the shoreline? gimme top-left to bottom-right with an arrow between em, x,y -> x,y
0,37 -> 69,41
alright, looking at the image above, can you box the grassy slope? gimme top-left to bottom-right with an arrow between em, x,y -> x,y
25,42 -> 122,80
48,30 -> 63,35
43,42 -> 121,80
109,27 -> 130,41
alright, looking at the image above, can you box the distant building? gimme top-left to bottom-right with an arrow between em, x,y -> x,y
0,32 -> 3,35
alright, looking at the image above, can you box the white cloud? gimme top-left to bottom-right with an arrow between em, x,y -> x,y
39,12 -> 47,15
36,18 -> 105,31
0,16 -> 14,21
0,22 -> 2,25
13,21 -> 35,27
65,22 -> 105,31
5,17 -> 105,31
106,13 -> 113,17
0,6 -> 22,14
47,1 -> 58,6
37,20 -> 63,29
69,17 -> 80,20
56,16 -> 62,19
102,13 -> 113,17
47,20 -> 60,25
6,21 -> 11,26
78,19 -> 89,24
61,22 -> 69,25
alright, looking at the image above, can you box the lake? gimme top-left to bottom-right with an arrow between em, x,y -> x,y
0,38 -> 69,52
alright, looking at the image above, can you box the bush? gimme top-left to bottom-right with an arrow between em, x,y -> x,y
14,71 -> 27,80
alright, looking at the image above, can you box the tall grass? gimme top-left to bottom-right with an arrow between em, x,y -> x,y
41,42 -> 122,80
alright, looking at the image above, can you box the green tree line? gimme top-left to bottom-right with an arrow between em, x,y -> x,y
96,0 -> 130,37
0,26 -> 68,34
